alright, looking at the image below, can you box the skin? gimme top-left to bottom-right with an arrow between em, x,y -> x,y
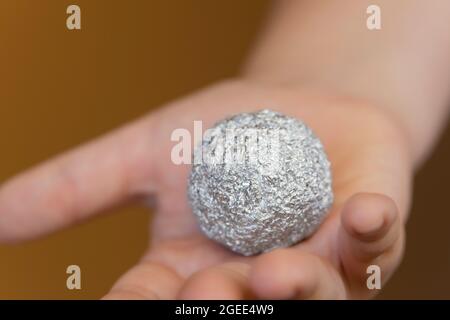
0,0 -> 449,299
0,80 -> 410,299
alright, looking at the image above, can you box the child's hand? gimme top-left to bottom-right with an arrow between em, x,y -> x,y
0,79 -> 412,299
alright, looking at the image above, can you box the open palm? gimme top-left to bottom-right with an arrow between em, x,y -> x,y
0,80 -> 412,299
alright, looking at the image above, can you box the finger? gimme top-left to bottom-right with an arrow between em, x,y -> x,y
177,262 -> 252,300
0,116 -> 158,242
339,193 -> 404,288
250,249 -> 347,300
103,261 -> 183,300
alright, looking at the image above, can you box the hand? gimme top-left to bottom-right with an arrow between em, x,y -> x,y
0,79 -> 412,299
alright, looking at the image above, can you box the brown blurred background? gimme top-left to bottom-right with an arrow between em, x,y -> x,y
0,0 -> 448,299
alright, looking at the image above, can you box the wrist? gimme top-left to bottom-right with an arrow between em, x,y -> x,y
241,71 -> 439,170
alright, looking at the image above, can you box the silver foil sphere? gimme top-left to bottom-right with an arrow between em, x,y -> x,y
188,109 -> 333,256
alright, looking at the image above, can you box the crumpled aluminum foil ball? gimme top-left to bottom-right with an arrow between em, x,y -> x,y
188,109 -> 333,256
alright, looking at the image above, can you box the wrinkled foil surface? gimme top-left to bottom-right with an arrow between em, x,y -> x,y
188,109 -> 333,256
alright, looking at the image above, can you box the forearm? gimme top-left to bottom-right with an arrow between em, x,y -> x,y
244,0 -> 450,166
